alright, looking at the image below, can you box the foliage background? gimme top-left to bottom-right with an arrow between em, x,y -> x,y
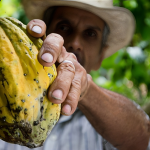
0,0 -> 150,115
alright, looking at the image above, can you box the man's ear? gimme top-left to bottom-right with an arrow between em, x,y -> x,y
93,45 -> 109,70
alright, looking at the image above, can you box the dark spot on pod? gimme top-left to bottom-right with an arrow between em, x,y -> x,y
33,78 -> 39,83
0,68 -> 9,87
38,86 -> 41,89
29,42 -> 33,46
48,73 -> 54,78
33,120 -> 39,126
26,128 -> 32,134
37,72 -> 39,74
20,120 -> 24,123
43,91 -> 46,96
40,126 -> 45,130
25,52 -> 28,54
18,23 -> 22,26
21,99 -> 25,103
50,114 -> 52,116
34,134 -> 37,137
9,94 -> 12,98
16,106 -> 23,112
40,116 -> 43,121
29,47 -> 32,51
40,106 -> 44,121
40,97 -> 43,103
24,108 -> 27,115
14,114 -> 17,119
11,52 -> 13,54
24,73 -> 27,76
52,103 -> 54,105
35,88 -> 37,90
14,95 -> 17,97
40,106 -> 44,112
10,103 -> 15,106
2,116 -> 6,122
20,120 -> 30,128
19,39 -> 23,42
48,73 -> 51,77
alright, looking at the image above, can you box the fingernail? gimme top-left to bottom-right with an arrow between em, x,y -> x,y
62,104 -> 71,115
41,53 -> 53,63
32,25 -> 42,34
51,89 -> 63,100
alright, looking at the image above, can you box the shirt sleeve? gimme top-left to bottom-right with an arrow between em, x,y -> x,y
147,140 -> 150,150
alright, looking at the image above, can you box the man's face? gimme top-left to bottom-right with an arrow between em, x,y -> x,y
47,6 -> 107,73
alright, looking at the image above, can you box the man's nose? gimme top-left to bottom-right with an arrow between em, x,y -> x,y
65,33 -> 83,52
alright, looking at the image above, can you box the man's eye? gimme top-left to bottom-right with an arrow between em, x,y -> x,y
59,25 -> 70,31
86,30 -> 97,37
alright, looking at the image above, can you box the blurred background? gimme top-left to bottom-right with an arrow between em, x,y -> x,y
0,0 -> 150,116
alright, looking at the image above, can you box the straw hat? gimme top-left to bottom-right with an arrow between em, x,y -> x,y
22,0 -> 135,58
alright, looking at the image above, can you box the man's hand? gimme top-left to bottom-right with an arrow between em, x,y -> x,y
27,19 -> 90,116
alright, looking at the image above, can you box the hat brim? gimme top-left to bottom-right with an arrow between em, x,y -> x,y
22,0 -> 135,58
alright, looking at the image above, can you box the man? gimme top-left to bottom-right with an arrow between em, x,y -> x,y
0,0 -> 150,150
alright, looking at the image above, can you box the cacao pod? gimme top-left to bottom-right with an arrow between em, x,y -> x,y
0,17 -> 61,148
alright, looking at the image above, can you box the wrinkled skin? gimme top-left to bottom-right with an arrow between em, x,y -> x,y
27,6 -> 150,150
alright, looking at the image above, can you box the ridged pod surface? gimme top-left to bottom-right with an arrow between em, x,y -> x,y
0,17 -> 61,148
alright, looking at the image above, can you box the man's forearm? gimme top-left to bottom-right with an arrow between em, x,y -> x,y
78,79 -> 150,150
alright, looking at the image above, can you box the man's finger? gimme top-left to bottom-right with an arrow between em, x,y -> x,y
47,59 -> 76,103
38,33 -> 64,67
27,19 -> 46,38
61,74 -> 82,115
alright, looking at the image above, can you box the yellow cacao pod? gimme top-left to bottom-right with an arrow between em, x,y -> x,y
0,17 -> 61,148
